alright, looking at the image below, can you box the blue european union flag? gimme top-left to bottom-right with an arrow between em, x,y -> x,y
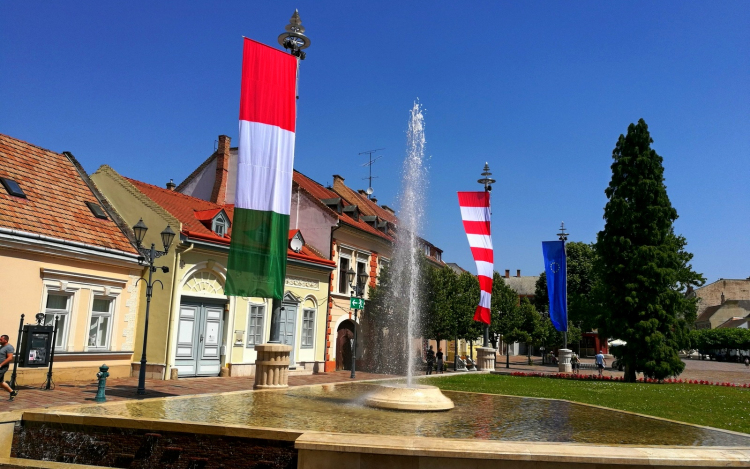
542,240 -> 567,332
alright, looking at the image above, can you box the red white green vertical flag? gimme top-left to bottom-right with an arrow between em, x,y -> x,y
226,38 -> 298,299
457,191 -> 493,324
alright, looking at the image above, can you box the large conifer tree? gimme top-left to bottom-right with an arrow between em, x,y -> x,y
596,119 -> 703,382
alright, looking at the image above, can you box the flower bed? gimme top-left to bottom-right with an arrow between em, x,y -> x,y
510,371 -> 750,388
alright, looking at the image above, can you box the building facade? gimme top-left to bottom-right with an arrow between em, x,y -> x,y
93,163 -> 334,379
0,134 -> 141,384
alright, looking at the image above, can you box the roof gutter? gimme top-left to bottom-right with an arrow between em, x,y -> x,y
0,227 -> 140,261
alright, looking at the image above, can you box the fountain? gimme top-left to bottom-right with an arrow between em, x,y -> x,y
363,102 -> 454,412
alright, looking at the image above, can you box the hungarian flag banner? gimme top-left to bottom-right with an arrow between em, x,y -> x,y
226,38 -> 298,299
457,191 -> 493,324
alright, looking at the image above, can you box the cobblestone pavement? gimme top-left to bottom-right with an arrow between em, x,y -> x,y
488,354 -> 750,385
0,371 -> 394,413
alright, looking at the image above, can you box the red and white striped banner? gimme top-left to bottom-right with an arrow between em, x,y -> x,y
457,191 -> 493,324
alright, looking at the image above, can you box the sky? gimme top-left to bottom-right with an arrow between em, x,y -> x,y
2,1 -> 748,284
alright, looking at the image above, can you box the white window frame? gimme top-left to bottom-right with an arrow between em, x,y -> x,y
87,297 -> 114,350
301,308 -> 315,348
44,292 -> 73,351
212,213 -> 227,237
337,248 -> 352,294
247,303 -> 265,347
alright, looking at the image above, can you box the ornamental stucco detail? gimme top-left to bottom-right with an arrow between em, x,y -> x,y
285,276 -> 319,290
183,271 -> 223,295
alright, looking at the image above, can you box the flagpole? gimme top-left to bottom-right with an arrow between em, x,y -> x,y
477,163 -> 495,348
557,222 -> 569,349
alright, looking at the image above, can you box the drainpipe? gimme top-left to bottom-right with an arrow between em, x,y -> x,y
165,242 -> 193,379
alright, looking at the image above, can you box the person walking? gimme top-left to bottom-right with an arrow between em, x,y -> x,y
595,350 -> 606,377
425,346 -> 435,375
571,353 -> 580,374
0,335 -> 18,400
436,347 -> 444,374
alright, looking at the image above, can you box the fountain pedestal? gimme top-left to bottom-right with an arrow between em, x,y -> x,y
558,348 -> 573,373
476,347 -> 496,371
365,384 -> 454,411
253,344 -> 292,389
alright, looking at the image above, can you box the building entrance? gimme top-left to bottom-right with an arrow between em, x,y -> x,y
174,300 -> 224,377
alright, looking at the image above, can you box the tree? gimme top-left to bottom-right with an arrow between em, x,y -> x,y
595,119 -> 704,381
424,266 -> 459,353
490,272 -> 521,349
533,241 -> 600,331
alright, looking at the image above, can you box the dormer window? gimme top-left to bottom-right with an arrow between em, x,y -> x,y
212,213 -> 228,237
343,205 -> 359,221
289,230 -> 305,253
322,198 -> 343,214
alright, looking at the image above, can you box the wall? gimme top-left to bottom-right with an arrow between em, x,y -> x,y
0,246 -> 139,385
692,279 -> 750,317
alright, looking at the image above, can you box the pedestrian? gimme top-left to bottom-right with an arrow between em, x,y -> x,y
0,335 -> 18,401
436,347 -> 444,373
571,353 -> 580,374
595,350 -> 606,377
426,346 -> 435,375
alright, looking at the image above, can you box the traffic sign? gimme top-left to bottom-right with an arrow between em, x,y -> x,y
350,297 -> 365,309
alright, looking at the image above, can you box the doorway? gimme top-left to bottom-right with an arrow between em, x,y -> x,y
336,320 -> 355,370
174,300 -> 225,377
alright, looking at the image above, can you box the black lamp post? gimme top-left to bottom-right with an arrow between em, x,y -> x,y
557,222 -> 569,350
133,218 -> 175,395
477,163 -> 495,348
347,267 -> 368,379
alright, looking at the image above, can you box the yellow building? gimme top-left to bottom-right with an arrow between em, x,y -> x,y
0,134 -> 142,384
92,164 -> 334,379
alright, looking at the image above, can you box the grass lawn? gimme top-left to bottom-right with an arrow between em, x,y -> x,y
425,373 -> 750,434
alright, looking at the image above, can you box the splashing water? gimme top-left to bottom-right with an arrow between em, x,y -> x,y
391,101 -> 427,386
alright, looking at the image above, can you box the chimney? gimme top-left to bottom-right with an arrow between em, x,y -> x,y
505,269 -> 510,278
371,197 -> 378,203
210,135 -> 231,205
517,269 -> 521,278
166,179 -> 176,191
332,174 -> 345,193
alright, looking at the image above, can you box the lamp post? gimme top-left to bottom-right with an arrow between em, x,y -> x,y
477,163 -> 495,347
347,267 -> 368,379
132,218 -> 175,395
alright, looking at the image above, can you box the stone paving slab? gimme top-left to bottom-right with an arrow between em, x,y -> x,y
0,371 -> 394,413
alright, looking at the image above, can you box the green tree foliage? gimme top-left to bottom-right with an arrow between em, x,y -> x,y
595,119 -> 705,381
490,272 -> 521,348
423,265 -> 459,348
533,241 -> 600,331
690,328 -> 750,353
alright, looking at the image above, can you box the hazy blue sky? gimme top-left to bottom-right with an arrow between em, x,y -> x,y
2,1 -> 748,284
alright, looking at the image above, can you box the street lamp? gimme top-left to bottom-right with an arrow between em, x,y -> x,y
133,218 -> 175,395
347,267 -> 368,378
278,10 -> 310,60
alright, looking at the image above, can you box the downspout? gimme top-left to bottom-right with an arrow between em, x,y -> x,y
165,241 -> 194,379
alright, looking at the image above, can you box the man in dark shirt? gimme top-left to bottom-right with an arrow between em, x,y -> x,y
0,335 -> 18,400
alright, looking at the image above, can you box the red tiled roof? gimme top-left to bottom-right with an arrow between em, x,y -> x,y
335,183 -> 398,225
293,171 -> 394,242
126,177 -> 332,267
0,134 -> 137,254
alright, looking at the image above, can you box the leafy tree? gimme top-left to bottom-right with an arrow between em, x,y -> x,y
490,272 -> 521,349
423,265 -> 459,352
533,241 -> 600,331
595,119 -> 705,381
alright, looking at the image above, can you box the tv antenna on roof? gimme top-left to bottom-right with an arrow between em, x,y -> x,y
359,148 -> 384,199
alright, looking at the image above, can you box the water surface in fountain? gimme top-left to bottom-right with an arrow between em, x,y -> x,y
67,383 -> 750,446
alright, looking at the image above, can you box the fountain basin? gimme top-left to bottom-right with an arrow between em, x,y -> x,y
364,384 -> 454,411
